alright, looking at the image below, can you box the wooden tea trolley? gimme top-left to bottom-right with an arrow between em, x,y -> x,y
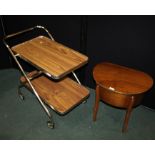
3,25 -> 89,128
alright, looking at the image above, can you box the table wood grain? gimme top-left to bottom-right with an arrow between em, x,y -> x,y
93,62 -> 153,95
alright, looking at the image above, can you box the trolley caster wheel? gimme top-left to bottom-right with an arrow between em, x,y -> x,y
19,94 -> 25,100
82,100 -> 87,104
47,121 -> 54,129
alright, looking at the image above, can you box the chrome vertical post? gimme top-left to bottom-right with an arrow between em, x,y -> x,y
3,25 -> 56,128
72,71 -> 81,85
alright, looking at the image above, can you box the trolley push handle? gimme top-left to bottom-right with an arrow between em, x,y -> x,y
3,25 -> 54,45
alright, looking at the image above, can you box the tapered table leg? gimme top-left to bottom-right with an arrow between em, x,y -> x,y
93,85 -> 100,121
122,96 -> 135,132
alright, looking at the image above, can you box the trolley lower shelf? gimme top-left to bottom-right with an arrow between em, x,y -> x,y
20,71 -> 89,115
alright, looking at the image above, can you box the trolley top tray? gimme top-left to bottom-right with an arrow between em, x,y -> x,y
11,36 -> 88,79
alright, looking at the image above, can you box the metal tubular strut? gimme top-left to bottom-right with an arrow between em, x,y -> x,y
72,71 -> 81,85
3,25 -> 55,128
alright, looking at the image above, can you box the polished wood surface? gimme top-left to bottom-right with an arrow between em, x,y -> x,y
93,62 -> 153,95
98,86 -> 143,108
93,62 -> 153,132
20,71 -> 89,114
12,36 -> 88,79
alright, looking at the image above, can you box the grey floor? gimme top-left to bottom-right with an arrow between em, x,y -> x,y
0,68 -> 155,140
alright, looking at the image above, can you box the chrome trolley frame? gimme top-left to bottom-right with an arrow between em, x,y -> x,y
3,25 -> 82,129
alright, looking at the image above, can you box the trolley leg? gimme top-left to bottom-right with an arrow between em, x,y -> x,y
18,81 -> 55,128
19,72 -> 55,128
31,86 -> 55,129
72,71 -> 87,104
18,84 -> 25,100
3,26 -> 56,129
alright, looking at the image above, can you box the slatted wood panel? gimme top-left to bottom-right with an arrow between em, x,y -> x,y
12,36 -> 88,79
20,71 -> 89,114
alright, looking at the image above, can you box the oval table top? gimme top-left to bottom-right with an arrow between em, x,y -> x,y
93,62 -> 153,95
